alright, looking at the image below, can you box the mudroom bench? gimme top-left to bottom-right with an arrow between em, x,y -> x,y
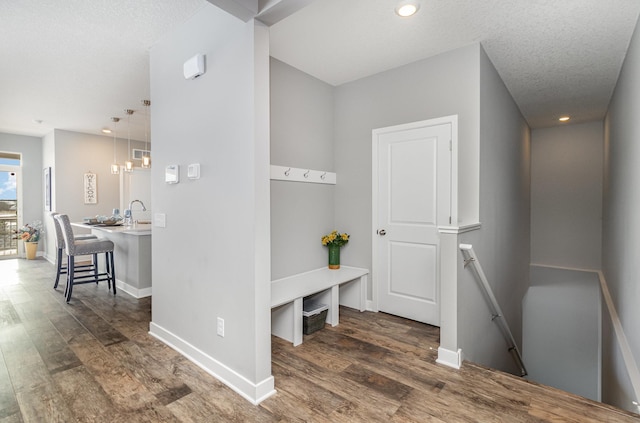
270,266 -> 369,346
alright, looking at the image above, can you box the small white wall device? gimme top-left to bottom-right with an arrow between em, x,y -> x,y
165,165 -> 180,184
184,54 -> 206,80
187,163 -> 200,180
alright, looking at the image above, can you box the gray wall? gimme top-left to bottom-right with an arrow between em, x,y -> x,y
531,121 -> 603,269
523,266 -> 601,401
270,58 -> 335,279
42,129 -> 144,261
333,44 -> 481,282
457,46 -> 531,373
332,43 -> 529,374
150,3 -> 272,398
0,132 -> 43,252
602,14 -> 640,413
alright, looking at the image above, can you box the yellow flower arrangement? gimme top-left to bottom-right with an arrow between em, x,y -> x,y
321,230 -> 349,247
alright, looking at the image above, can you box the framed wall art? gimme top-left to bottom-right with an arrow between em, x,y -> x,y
44,167 -> 51,211
84,172 -> 97,204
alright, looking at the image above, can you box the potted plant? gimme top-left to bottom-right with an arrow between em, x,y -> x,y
321,230 -> 349,269
16,220 -> 44,260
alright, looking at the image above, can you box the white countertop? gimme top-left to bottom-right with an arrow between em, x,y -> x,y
72,222 -> 152,236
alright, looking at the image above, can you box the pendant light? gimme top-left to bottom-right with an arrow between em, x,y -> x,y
124,109 -> 134,172
110,117 -> 120,174
141,99 -> 151,168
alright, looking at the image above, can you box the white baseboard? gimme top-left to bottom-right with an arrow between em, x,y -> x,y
149,322 -> 276,405
436,347 -> 462,369
116,279 -> 152,298
366,300 -> 376,311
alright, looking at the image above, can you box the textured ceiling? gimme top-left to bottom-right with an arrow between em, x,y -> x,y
271,0 -> 640,128
0,0 -> 207,141
1,0 -> 639,141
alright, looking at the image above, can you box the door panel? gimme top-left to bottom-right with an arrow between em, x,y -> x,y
389,242 -> 437,301
375,122 -> 451,325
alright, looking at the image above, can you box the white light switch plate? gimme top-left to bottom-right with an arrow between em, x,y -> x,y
154,213 -> 166,228
187,163 -> 200,179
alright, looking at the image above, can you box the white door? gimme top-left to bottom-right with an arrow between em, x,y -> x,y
373,120 -> 451,325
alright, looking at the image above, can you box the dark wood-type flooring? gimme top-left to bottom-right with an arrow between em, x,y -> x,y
1,258 -> 639,422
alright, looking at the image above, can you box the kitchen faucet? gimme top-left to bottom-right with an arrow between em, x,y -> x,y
125,200 -> 147,225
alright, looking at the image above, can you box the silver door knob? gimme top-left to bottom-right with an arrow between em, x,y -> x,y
378,229 -> 386,236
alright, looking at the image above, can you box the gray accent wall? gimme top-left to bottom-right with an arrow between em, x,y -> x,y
332,43 -> 530,374
523,266 -> 601,401
457,46 -> 530,373
531,121 -> 603,270
334,44 -> 481,282
602,14 -> 640,413
270,58 -> 335,279
150,4 -> 272,400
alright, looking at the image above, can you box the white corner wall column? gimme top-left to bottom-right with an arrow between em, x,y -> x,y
148,6 -> 274,405
436,223 -> 481,369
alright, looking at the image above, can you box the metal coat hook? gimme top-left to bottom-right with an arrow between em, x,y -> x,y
270,165 -> 336,185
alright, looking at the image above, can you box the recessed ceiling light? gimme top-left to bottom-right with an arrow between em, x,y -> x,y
101,128 -> 112,134
395,0 -> 420,17
559,116 -> 570,122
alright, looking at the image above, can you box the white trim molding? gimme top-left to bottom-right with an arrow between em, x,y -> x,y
437,347 -> 462,369
149,322 -> 276,405
597,270 -> 640,414
115,279 -> 152,299
438,222 -> 481,234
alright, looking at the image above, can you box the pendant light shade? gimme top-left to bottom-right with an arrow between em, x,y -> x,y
124,109 -> 134,172
141,99 -> 151,168
110,117 -> 120,175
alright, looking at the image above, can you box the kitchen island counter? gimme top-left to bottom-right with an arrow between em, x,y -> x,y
72,222 -> 151,298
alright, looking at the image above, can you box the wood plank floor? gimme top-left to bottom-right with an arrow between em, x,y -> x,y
1,258 -> 639,422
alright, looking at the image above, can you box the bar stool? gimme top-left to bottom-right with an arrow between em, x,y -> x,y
50,212 -> 98,289
54,214 -> 116,303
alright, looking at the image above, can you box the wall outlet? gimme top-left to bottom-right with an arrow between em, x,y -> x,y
217,317 -> 224,337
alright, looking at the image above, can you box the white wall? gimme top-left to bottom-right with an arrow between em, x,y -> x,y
531,121 -> 603,269
602,14 -> 640,413
0,132 -> 43,253
457,46 -> 531,374
270,58 -> 335,279
149,4 -> 273,403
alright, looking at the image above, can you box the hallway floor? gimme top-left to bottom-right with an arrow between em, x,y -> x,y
1,258 -> 638,422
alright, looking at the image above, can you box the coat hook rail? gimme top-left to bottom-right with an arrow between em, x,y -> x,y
270,165 -> 336,185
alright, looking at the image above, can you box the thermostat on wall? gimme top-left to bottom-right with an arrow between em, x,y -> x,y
187,163 -> 200,179
165,165 -> 180,184
184,54 -> 206,80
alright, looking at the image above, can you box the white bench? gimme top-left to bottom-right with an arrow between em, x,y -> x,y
271,266 -> 369,346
